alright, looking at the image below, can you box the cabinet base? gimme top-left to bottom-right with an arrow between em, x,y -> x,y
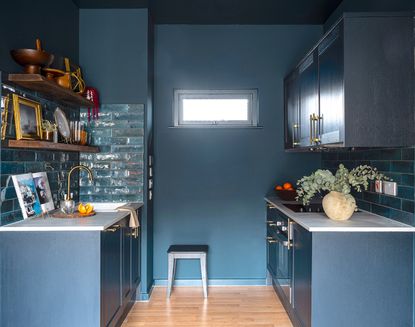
271,276 -> 303,327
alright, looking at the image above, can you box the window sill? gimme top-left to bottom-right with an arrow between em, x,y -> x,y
168,126 -> 264,129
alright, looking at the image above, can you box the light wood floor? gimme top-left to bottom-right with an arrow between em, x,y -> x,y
122,286 -> 293,327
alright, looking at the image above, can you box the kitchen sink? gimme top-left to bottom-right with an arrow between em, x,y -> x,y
88,202 -> 128,212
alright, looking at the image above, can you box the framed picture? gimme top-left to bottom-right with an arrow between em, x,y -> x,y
32,172 -> 55,212
12,94 -> 42,140
1,95 -> 9,140
12,173 -> 43,219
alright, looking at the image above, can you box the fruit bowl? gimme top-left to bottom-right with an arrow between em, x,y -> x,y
275,189 -> 297,201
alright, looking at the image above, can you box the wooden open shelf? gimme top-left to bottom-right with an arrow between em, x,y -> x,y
8,74 -> 94,107
6,140 -> 100,153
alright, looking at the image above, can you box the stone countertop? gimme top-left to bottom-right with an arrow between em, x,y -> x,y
0,203 -> 143,232
265,195 -> 415,233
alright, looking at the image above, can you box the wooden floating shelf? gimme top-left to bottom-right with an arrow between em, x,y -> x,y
8,74 -> 94,107
6,140 -> 100,153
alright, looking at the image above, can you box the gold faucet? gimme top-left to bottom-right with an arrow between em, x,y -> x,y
67,165 -> 94,200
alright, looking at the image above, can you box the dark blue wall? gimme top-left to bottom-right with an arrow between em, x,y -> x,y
79,8 -> 154,298
79,9 -> 148,104
153,25 -> 322,282
0,0 -> 79,73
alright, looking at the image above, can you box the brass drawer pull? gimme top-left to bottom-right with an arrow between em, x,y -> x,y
105,224 -> 120,232
127,228 -> 139,238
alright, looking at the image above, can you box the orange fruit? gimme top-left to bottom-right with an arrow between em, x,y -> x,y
78,203 -> 86,214
283,182 -> 293,190
275,185 -> 283,190
84,203 -> 93,214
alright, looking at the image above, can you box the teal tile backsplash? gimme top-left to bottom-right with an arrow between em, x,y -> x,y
322,147 -> 415,226
79,104 -> 144,203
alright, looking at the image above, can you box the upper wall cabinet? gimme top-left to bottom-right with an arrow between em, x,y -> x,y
284,13 -> 415,150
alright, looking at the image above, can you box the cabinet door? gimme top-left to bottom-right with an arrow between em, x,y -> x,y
131,227 -> 141,289
292,222 -> 312,327
122,225 -> 132,302
318,25 -> 344,145
284,70 -> 300,149
299,52 -> 319,147
101,225 -> 122,327
267,229 -> 278,278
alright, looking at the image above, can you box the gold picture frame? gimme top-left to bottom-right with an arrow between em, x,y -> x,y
13,94 -> 42,140
1,95 -> 9,140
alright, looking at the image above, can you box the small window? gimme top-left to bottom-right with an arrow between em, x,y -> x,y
173,89 -> 259,127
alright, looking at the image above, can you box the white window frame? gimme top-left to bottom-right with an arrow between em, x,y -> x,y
173,89 -> 259,127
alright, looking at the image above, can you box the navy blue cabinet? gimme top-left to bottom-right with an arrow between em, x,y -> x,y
122,225 -> 132,302
102,216 -> 141,327
131,228 -> 141,289
298,53 -> 319,147
284,13 -> 414,149
266,229 -> 278,277
265,202 -> 414,327
292,222 -> 312,327
284,70 -> 300,149
0,210 -> 142,327
317,25 -> 344,145
101,223 -> 123,327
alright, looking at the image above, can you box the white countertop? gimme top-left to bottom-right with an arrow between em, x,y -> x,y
265,195 -> 415,233
0,202 -> 143,232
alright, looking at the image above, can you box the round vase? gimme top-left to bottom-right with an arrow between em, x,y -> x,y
322,191 -> 356,221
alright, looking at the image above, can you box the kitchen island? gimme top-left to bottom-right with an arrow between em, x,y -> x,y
265,196 -> 414,327
0,203 -> 143,327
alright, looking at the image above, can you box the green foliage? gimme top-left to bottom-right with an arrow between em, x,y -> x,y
296,164 -> 388,205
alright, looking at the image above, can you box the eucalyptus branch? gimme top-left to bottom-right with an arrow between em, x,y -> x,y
296,164 -> 389,205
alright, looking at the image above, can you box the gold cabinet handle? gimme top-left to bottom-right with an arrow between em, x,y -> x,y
105,224 -> 120,232
267,239 -> 278,244
313,114 -> 322,144
268,223 -> 277,227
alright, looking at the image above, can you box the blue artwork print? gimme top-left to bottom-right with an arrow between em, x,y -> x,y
12,173 -> 43,219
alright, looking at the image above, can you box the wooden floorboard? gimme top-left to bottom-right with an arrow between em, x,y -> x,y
122,286 -> 293,327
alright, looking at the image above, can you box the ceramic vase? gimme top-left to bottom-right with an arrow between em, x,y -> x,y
322,191 -> 356,221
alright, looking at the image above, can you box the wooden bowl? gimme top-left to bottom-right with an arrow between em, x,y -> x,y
275,189 -> 297,201
11,49 -> 54,74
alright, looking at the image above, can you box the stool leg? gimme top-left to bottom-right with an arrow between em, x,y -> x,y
167,254 -> 174,298
200,253 -> 208,298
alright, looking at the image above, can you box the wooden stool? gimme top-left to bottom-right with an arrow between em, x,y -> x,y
167,245 -> 208,298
